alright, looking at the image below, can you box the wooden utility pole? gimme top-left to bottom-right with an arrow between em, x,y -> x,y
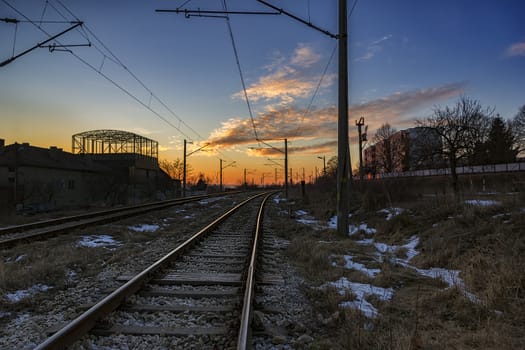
284,138 -> 288,199
158,1 -> 351,235
336,0 -> 350,236
182,139 -> 187,197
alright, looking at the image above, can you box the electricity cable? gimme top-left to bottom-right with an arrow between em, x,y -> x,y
221,0 -> 260,143
1,0 -> 193,141
52,0 -> 205,141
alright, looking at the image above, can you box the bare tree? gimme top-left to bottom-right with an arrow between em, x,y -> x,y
512,105 -> 525,155
417,96 -> 493,197
373,123 -> 398,173
159,158 -> 191,180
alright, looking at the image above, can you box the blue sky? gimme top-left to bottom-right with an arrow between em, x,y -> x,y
1,0 -> 524,183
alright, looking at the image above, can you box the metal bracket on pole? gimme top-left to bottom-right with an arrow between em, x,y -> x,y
0,21 -> 85,67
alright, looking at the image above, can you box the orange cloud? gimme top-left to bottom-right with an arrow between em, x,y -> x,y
232,44 -> 335,105
247,140 -> 338,157
209,82 -> 465,156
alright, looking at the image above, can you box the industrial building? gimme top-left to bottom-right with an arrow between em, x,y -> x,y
0,130 -> 177,216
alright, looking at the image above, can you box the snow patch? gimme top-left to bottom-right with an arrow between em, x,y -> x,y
78,235 -> 121,248
349,223 -> 376,236
128,224 -> 160,232
199,197 -> 223,205
5,284 -> 52,303
378,207 -> 404,220
331,255 -> 381,277
464,199 -> 501,206
325,277 -> 394,318
294,210 -> 323,230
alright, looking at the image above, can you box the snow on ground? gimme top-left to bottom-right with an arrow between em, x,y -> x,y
5,254 -> 27,263
4,284 -> 52,303
464,199 -> 501,206
331,255 -> 381,278
293,210 -> 325,230
295,209 -> 478,317
128,224 -> 160,232
198,197 -> 224,205
377,207 -> 404,220
324,277 -> 394,318
374,236 -> 420,263
350,223 -> 377,236
78,235 -> 121,248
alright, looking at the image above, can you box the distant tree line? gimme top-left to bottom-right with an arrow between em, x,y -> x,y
368,97 -> 524,198
318,97 -> 524,199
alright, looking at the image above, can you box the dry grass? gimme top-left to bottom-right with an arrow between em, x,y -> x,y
273,177 -> 525,349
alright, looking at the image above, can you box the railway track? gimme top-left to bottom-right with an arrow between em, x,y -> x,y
35,191 -> 278,349
0,192 -> 240,248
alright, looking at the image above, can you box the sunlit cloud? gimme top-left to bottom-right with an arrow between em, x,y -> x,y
247,140 -> 337,157
208,82 -> 465,156
291,43 -> 321,68
158,145 -> 172,152
128,127 -> 158,136
355,34 -> 393,62
351,82 -> 466,132
505,41 -> 525,57
232,43 -> 335,106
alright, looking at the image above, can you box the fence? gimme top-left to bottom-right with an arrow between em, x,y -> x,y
369,162 -> 525,179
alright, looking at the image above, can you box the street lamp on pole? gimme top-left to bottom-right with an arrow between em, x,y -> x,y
220,159 -> 236,192
183,140 -> 210,197
243,168 -> 256,190
317,155 -> 326,175
355,117 -> 367,181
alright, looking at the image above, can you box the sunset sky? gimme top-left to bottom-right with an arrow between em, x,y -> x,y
1,0 -> 524,185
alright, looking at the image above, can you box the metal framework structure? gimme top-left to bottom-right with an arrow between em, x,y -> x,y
72,130 -> 158,160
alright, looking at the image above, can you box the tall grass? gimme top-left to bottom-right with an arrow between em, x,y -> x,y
273,175 -> 525,349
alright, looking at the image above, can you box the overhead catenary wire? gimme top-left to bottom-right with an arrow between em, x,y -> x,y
52,0 -> 236,161
53,0 -> 205,142
1,0 -> 207,145
221,0 -> 260,143
288,0 -> 359,142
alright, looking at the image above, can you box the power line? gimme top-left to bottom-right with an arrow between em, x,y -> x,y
2,0 -> 204,144
221,0 -> 260,142
289,0 -> 358,141
289,42 -> 337,141
52,0 -> 205,141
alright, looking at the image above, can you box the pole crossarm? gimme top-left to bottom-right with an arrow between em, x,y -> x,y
265,158 -> 284,167
221,160 -> 237,170
0,21 -> 84,67
156,9 -> 280,17
256,0 -> 338,39
156,2 -> 337,39
186,142 -> 211,157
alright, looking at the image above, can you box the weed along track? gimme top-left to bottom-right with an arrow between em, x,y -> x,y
35,191 -> 278,349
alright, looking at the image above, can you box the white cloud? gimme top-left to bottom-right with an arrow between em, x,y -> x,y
291,43 -> 321,68
505,41 -> 525,57
355,34 -> 393,62
232,43 -> 332,106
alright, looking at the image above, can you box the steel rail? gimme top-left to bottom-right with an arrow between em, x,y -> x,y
237,191 -> 276,349
0,192 -> 239,235
0,192 -> 242,247
34,191 -> 269,350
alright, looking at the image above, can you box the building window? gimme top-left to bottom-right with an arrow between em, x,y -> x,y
8,177 -> 15,183
68,180 -> 75,190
